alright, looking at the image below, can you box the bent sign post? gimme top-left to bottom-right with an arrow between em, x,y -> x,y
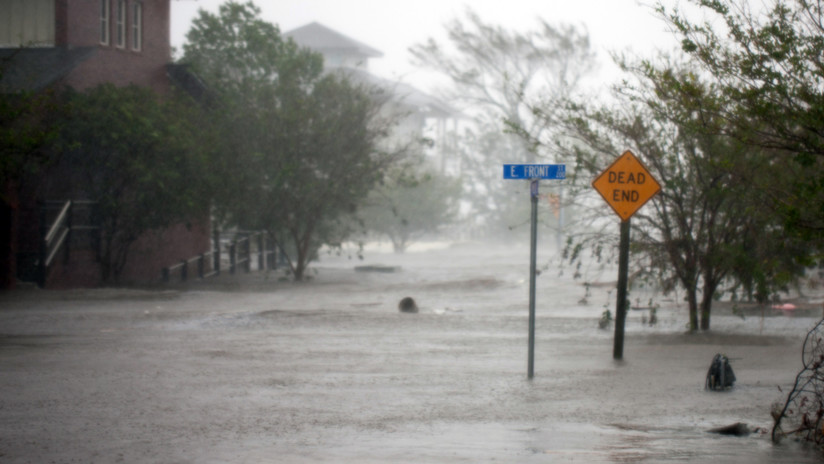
503,164 -> 565,379
592,151 -> 661,360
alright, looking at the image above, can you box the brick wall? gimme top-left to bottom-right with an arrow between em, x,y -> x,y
119,219 -> 212,285
57,0 -> 171,93
30,0 -> 211,287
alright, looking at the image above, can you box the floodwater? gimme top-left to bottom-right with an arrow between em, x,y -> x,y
1,241 -> 823,463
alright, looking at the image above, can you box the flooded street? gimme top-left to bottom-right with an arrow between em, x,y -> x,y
1,242 -> 822,463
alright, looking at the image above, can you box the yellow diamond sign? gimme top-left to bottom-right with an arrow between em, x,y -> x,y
592,150 -> 661,221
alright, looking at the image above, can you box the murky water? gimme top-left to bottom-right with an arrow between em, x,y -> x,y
0,241 -> 822,463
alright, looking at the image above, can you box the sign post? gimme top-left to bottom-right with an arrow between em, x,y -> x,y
591,151 -> 661,360
503,164 -> 565,378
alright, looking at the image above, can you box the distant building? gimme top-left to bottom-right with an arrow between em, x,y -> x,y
285,21 -> 383,71
284,22 -> 459,174
0,0 -> 210,289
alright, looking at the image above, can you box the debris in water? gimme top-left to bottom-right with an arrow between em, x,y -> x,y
355,265 -> 400,273
398,297 -> 418,313
708,422 -> 751,436
771,303 -> 796,311
705,353 -> 736,391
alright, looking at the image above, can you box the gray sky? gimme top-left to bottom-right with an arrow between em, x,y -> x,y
171,0 -> 682,92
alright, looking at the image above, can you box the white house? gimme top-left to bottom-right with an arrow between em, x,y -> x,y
284,22 -> 459,174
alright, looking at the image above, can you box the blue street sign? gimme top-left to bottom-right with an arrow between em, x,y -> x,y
502,163 -> 566,379
503,164 -> 566,180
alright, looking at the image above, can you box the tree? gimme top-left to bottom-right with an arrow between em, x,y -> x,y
556,59 -> 805,331
360,168 -> 461,253
51,84 -> 207,283
181,1 -> 399,280
410,9 -> 595,238
0,90 -> 58,204
656,0 -> 824,237
0,58 -> 63,288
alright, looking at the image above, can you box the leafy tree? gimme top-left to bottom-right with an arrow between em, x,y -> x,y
360,168 -> 461,253
0,90 -> 58,203
557,60 -> 804,331
410,9 -> 595,237
49,84 -> 207,283
0,56 -> 64,289
655,0 -> 824,237
181,1 -> 399,280
0,55 -> 63,203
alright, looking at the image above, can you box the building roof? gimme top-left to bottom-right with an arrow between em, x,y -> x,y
285,22 -> 383,58
0,47 -> 212,105
284,23 -> 457,118
0,47 -> 96,92
332,67 -> 459,118
166,63 -> 213,105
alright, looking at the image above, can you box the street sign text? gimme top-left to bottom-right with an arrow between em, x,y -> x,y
592,151 -> 660,221
503,164 -> 565,180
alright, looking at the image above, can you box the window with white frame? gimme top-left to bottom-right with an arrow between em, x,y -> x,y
116,0 -> 126,48
100,0 -> 109,45
131,2 -> 142,51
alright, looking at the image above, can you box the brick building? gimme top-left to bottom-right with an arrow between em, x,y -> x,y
0,0 -> 210,288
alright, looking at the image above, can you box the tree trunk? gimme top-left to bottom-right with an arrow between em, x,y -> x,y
392,238 -> 406,254
700,292 -> 712,331
700,279 -> 718,331
293,262 -> 305,281
687,288 -> 699,332
291,226 -> 313,282
293,243 -> 307,281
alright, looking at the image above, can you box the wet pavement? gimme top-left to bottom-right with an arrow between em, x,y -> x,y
1,242 -> 822,463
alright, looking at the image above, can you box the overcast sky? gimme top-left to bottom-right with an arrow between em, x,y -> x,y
170,0 -> 683,93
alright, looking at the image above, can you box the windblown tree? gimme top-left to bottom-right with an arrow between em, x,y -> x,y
182,1 -> 399,280
360,168 -> 461,253
53,84 -> 208,283
656,0 -> 824,239
557,60 -> 806,331
410,9 -> 595,237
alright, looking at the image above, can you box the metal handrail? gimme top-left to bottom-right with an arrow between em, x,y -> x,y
44,201 -> 71,244
167,261 -> 185,272
161,230 -> 277,283
44,227 -> 69,267
37,199 -> 101,287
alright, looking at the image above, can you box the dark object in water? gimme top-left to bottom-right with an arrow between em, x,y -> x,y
398,297 -> 418,313
706,353 -> 736,390
355,265 -> 400,273
708,422 -> 750,436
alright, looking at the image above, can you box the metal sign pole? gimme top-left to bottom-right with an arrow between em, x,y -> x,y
502,164 -> 565,378
528,179 -> 539,379
592,151 -> 661,361
613,218 -> 631,360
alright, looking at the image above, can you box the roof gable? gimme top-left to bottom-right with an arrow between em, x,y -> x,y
330,67 -> 459,118
0,47 -> 96,92
285,22 -> 382,58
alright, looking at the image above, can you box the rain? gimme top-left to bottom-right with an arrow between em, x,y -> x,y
3,0 -> 824,462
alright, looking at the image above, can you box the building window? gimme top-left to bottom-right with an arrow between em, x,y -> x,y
131,2 -> 142,51
115,0 -> 126,48
0,0 -> 55,47
99,0 -> 109,45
